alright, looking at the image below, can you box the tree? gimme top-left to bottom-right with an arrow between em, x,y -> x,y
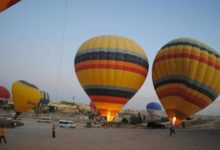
130,115 -> 138,125
130,113 -> 143,125
137,113 -> 143,124
121,118 -> 128,124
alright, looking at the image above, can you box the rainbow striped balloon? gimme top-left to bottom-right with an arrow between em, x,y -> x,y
34,91 -> 50,114
152,38 -> 220,125
75,35 -> 148,121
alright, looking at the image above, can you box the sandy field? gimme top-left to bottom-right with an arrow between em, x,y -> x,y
0,119 -> 220,150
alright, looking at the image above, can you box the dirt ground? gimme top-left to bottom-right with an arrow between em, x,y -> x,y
0,119 -> 220,150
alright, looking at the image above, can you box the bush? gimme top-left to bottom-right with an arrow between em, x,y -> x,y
160,117 -> 169,122
61,101 -> 75,106
86,122 -> 92,128
137,113 -> 143,124
130,113 -> 143,125
116,123 -> 121,128
121,118 -> 128,124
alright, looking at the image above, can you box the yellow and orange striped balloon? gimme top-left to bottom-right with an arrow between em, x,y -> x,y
75,35 -> 148,121
152,38 -> 220,125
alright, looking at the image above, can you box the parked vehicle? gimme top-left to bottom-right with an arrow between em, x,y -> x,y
147,122 -> 166,129
59,120 -> 76,128
0,119 -> 15,128
37,117 -> 52,123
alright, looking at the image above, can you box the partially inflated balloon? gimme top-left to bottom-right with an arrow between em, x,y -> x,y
34,91 -> 50,114
152,38 -> 220,125
0,0 -> 21,12
0,86 -> 10,101
146,102 -> 162,121
12,80 -> 41,114
146,102 -> 162,111
75,35 -> 148,122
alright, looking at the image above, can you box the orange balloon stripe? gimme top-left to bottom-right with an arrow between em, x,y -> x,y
154,52 -> 220,70
90,95 -> 128,104
157,86 -> 209,109
97,108 -> 119,114
75,60 -> 147,77
76,60 -> 146,70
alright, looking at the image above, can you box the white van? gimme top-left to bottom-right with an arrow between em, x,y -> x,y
37,117 -> 52,123
59,120 -> 76,128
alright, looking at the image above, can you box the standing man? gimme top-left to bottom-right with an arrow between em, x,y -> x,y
182,121 -> 186,128
0,125 -> 7,144
170,123 -> 175,136
52,123 -> 56,138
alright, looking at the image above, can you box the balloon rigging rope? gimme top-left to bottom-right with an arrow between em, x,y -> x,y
55,0 -> 68,101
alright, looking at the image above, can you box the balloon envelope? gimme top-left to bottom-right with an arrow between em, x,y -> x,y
34,91 -> 50,114
152,38 -> 220,125
0,0 -> 21,12
75,35 -> 148,122
12,80 -> 41,114
0,86 -> 10,101
146,102 -> 162,111
146,102 -> 162,121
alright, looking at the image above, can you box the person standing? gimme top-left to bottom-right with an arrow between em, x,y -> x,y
52,123 -> 56,138
182,121 -> 186,128
170,123 -> 175,136
0,126 -> 7,144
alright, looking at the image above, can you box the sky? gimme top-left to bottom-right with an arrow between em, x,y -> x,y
1,0 -> 220,115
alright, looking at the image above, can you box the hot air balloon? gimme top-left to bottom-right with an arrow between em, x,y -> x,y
12,80 -> 41,116
34,91 -> 50,114
152,37 -> 220,125
75,35 -> 148,122
146,102 -> 162,121
0,86 -> 10,103
0,0 -> 21,12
